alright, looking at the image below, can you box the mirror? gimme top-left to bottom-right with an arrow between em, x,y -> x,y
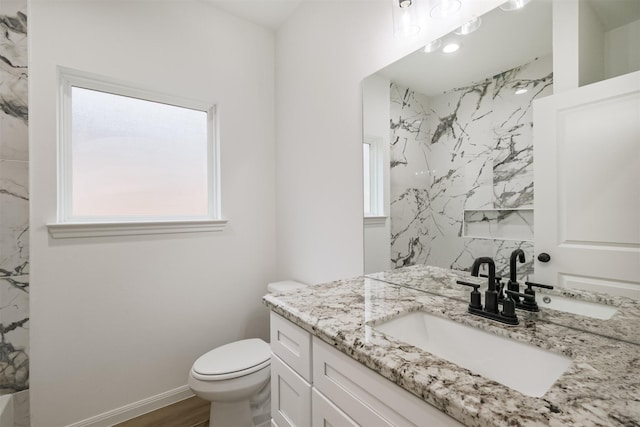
362,0 -> 640,344
363,0 -> 552,278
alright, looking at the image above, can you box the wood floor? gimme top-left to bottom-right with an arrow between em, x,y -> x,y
114,396 -> 210,427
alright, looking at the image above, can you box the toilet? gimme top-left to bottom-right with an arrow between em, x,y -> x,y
188,280 -> 307,427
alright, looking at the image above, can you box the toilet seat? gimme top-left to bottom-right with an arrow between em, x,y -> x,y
191,338 -> 270,381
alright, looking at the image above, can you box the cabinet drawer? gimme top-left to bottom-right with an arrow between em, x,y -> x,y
312,388 -> 358,427
270,312 -> 312,382
271,354 -> 311,427
313,337 -> 463,427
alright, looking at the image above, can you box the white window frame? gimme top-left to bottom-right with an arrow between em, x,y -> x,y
48,67 -> 227,238
363,136 -> 386,225
363,139 -> 376,216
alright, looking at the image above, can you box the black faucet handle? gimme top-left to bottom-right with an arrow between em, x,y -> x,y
505,290 -> 536,302
456,280 -> 480,290
507,289 -> 539,311
479,273 -> 503,281
503,290 -> 535,319
501,290 -> 520,319
456,280 -> 482,310
524,281 -> 554,290
507,279 -> 521,302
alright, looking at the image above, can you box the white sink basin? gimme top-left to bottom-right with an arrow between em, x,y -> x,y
373,311 -> 571,397
538,294 -> 618,320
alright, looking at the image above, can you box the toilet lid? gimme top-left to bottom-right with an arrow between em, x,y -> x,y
193,338 -> 270,379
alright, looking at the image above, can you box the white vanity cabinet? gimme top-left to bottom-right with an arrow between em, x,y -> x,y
269,312 -> 463,427
270,312 -> 312,427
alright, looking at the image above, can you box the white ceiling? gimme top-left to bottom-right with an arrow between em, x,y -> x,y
377,0 -> 554,96
205,0 -> 304,30
374,0 -> 640,96
586,0 -> 640,30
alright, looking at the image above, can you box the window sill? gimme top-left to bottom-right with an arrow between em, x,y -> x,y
47,219 -> 228,239
364,216 -> 387,226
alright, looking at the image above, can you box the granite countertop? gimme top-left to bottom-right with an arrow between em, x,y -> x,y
263,270 -> 640,427
367,265 -> 640,345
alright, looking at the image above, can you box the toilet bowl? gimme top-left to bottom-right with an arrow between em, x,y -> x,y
189,338 -> 271,427
188,280 -> 307,427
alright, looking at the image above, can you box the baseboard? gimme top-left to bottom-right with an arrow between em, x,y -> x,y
66,385 -> 194,427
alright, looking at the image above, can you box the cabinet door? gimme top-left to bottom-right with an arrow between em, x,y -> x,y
313,337 -> 463,427
312,389 -> 358,427
271,311 -> 312,381
271,354 -> 311,427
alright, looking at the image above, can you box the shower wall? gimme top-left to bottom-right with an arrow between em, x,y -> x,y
0,0 -> 29,393
390,55 -> 552,279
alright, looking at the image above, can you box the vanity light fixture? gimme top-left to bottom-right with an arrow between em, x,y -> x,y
430,0 -> 461,19
500,0 -> 531,11
392,0 -> 421,38
454,16 -> 481,35
442,42 -> 460,53
423,38 -> 442,53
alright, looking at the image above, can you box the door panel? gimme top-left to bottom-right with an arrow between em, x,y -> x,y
559,93 -> 639,245
533,71 -> 640,298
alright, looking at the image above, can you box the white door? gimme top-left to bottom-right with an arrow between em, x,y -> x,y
533,71 -> 640,299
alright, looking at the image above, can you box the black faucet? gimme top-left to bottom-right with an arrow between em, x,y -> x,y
509,249 -> 525,282
471,257 -> 499,314
458,257 -> 519,325
508,249 -> 526,303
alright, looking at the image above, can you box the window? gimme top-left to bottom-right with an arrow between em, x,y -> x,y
363,141 -> 374,215
48,68 -> 226,238
363,136 -> 384,219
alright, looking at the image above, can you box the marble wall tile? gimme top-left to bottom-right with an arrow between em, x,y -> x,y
0,275 -> 28,392
0,1 -> 28,161
0,275 -> 28,348
0,160 -> 29,277
389,56 -> 552,279
0,0 -> 29,397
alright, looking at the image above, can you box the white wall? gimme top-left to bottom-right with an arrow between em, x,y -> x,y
29,1 -> 276,425
275,0 -> 504,284
579,0 -> 605,86
562,0 -> 640,90
363,74 -> 391,274
605,18 -> 640,80
553,0 -> 580,92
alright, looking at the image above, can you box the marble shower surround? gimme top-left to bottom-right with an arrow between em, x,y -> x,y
0,0 -> 29,393
389,56 -> 552,279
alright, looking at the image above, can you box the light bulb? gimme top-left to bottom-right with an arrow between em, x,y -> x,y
423,39 -> 442,53
500,0 -> 531,11
454,16 -> 481,35
393,0 -> 420,38
430,0 -> 461,19
442,42 -> 460,53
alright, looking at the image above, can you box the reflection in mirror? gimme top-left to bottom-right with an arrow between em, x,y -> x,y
363,0 -> 640,345
363,0 -> 552,279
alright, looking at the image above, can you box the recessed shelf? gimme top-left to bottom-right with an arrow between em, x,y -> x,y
463,209 -> 533,241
